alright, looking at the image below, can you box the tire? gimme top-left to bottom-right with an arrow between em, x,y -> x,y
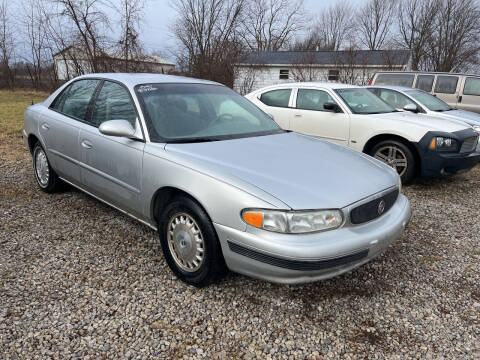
158,196 -> 227,287
32,142 -> 62,193
370,140 -> 416,184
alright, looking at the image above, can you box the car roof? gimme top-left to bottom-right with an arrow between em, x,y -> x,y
253,82 -> 360,92
74,73 -> 220,87
366,85 -> 417,92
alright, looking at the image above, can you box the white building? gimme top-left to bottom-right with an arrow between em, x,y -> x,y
233,50 -> 411,94
53,46 -> 175,81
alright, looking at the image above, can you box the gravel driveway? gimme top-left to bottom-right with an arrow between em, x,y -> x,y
1,135 -> 479,359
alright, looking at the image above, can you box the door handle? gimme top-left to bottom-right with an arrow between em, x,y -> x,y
81,140 -> 93,149
294,114 -> 302,117
458,95 -> 463,103
41,123 -> 50,130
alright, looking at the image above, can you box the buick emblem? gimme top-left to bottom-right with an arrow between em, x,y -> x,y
378,200 -> 386,215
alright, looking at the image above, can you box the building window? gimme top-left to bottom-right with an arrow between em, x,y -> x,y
279,69 -> 289,80
328,69 -> 340,81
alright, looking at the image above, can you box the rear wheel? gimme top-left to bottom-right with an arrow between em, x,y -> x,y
32,142 -> 62,193
370,140 -> 416,184
158,196 -> 227,287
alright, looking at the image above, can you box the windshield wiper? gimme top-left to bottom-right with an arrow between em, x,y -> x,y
167,137 -> 222,144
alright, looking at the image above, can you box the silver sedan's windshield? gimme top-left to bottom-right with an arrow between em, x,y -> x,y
135,83 -> 283,143
405,89 -> 452,112
336,88 -> 396,114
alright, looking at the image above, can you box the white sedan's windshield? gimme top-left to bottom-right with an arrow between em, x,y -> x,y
336,88 -> 396,114
136,83 -> 283,142
405,89 -> 452,112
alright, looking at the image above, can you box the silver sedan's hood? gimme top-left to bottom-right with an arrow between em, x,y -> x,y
434,109 -> 480,127
165,132 -> 397,210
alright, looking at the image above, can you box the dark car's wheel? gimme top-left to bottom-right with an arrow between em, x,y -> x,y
32,142 -> 62,193
370,140 -> 416,184
159,196 -> 227,287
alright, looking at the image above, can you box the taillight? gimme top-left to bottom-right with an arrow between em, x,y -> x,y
368,80 -> 373,85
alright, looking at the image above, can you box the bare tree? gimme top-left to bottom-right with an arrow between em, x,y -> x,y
427,0 -> 480,72
290,52 -> 324,81
240,0 -> 305,51
397,0 -> 439,70
115,0 -> 145,71
310,0 -> 355,51
357,0 -> 397,50
0,0 -> 15,88
171,0 -> 246,86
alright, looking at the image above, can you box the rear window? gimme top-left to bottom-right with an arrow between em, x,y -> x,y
463,77 -> 480,96
259,89 -> 292,108
434,76 -> 459,94
375,74 -> 414,87
415,75 -> 434,92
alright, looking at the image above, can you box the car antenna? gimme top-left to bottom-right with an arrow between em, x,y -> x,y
31,99 -> 34,105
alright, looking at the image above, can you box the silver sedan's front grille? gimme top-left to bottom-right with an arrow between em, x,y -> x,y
460,136 -> 479,153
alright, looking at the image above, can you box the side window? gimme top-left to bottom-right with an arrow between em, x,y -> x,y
377,89 -> 413,109
434,76 -> 459,94
50,85 -> 72,112
415,75 -> 434,92
296,89 -> 338,111
463,77 -> 480,96
259,89 -> 292,108
375,74 -> 414,87
92,81 -> 137,127
61,80 -> 101,120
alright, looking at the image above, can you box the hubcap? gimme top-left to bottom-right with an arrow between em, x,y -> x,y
35,149 -> 50,187
167,213 -> 205,272
374,146 -> 408,176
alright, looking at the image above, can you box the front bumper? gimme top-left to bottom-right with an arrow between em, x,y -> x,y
419,150 -> 480,177
214,194 -> 411,284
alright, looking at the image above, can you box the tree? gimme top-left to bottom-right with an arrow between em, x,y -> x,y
240,0 -> 305,51
357,0 -> 397,50
171,0 -> 245,86
0,0 -> 15,88
115,0 -> 145,72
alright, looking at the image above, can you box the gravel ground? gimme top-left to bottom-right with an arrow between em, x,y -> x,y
1,134 -> 479,359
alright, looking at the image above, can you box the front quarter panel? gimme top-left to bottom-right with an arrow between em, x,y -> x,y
142,145 -> 289,231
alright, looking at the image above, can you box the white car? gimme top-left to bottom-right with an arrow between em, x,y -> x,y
366,86 -> 480,133
246,83 -> 480,183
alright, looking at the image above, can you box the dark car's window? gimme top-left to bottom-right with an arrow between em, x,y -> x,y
92,81 -> 137,127
296,89 -> 338,111
60,80 -> 101,120
405,89 -> 452,111
259,89 -> 291,108
463,77 -> 480,96
375,74 -> 414,87
135,83 -> 283,142
434,76 -> 459,94
415,75 -> 435,92
371,88 -> 414,109
336,88 -> 396,114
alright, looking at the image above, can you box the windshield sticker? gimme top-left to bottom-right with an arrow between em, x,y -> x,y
137,85 -> 157,93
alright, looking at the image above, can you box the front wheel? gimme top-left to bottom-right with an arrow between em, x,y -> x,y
159,196 -> 227,287
370,140 -> 416,184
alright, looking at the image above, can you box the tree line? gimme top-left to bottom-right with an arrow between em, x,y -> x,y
1,0 -> 479,90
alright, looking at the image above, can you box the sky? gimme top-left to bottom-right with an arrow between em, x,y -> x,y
140,0 -> 346,62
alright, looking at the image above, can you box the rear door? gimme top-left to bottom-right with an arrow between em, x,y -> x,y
291,88 -> 349,146
433,75 -> 460,108
78,80 -> 145,217
458,77 -> 480,114
256,88 -> 296,129
40,79 -> 101,183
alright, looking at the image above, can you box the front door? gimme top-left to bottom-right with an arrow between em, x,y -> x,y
292,88 -> 349,146
78,80 -> 145,217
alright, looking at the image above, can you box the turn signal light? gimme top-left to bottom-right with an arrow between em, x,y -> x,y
242,212 -> 263,227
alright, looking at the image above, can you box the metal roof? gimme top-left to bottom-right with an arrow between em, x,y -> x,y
237,50 -> 411,66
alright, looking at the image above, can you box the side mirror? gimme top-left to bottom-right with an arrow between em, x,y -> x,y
403,103 -> 418,113
324,102 -> 342,113
99,120 -> 139,139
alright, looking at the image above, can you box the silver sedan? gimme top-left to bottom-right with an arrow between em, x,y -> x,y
23,74 -> 411,286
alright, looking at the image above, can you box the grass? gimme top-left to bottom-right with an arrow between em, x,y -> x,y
0,90 -> 49,135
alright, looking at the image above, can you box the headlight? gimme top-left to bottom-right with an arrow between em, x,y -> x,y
429,136 -> 458,151
242,209 -> 343,233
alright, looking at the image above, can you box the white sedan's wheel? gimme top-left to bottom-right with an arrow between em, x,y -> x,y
373,145 -> 408,177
